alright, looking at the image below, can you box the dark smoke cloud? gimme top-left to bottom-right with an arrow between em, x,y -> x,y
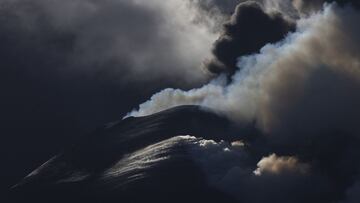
5,1 -> 360,202
204,1 -> 295,74
132,3 -> 360,139
130,4 -> 360,202
196,0 -> 360,75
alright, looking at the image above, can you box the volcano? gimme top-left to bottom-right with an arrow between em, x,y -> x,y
8,105 -> 248,203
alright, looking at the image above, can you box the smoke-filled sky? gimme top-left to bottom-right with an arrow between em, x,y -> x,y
2,0 -> 360,202
130,1 -> 360,202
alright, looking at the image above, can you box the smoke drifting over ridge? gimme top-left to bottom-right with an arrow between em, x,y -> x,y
4,0 -> 360,202
130,3 -> 360,138
125,2 -> 360,202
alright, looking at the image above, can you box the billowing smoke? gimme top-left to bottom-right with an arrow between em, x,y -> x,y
128,2 -> 360,202
198,0 -> 360,74
205,1 -> 295,74
130,3 -> 360,138
5,0 -> 360,202
179,135 -> 333,203
253,153 -> 309,175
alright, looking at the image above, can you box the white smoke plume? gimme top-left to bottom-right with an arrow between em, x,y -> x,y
253,153 -> 309,175
129,3 -> 360,138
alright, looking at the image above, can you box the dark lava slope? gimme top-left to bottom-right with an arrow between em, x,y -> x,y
8,105 -> 244,203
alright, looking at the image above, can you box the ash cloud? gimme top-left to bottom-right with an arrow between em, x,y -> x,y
129,3 -> 360,202
204,1 -> 295,74
4,0 -> 360,202
198,0 -> 360,75
130,3 -> 360,139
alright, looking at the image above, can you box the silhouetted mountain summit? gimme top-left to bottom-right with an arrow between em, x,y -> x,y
9,105 -> 241,203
